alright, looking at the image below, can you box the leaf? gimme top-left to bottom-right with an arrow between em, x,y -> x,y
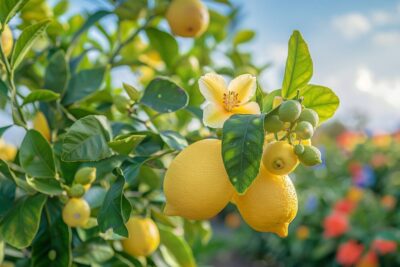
62,115 -> 113,162
22,89 -> 60,105
115,0 -> 147,21
281,30 -> 313,99
98,169 -> 131,238
108,134 -> 146,155
160,131 -> 188,151
44,50 -> 70,95
0,0 -> 30,24
26,175 -> 63,195
0,172 -> 16,218
62,67 -> 107,105
255,83 -> 265,111
233,30 -> 255,46
140,78 -> 188,113
11,20 -> 51,70
122,83 -> 140,101
222,114 -> 265,194
0,125 -> 11,138
121,156 -> 149,185
159,226 -> 196,267
300,84 -> 340,123
0,194 -> 47,249
19,130 -> 56,178
145,28 -> 179,68
262,89 -> 281,112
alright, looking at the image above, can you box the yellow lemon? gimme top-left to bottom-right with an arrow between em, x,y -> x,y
62,198 -> 90,227
33,111 -> 51,141
122,217 -> 160,257
262,141 -> 299,175
1,25 -> 13,57
233,166 -> 298,237
166,0 -> 209,38
163,139 -> 234,220
0,140 -> 17,162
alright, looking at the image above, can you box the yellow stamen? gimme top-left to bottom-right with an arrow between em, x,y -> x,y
223,91 -> 240,111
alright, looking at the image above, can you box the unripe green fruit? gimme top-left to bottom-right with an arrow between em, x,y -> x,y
295,121 -> 314,139
299,108 -> 319,127
264,115 -> 284,133
278,100 -> 302,122
294,144 -> 304,156
75,167 -> 96,185
298,146 -> 322,167
68,184 -> 85,198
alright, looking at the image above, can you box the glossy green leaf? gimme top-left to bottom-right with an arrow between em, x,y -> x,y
281,30 -> 313,99
0,125 -> 11,138
0,0 -> 29,24
11,20 -> 51,70
62,115 -> 113,162
19,130 -> 56,178
122,156 -> 149,185
255,83 -> 265,111
160,131 -> 188,151
115,0 -> 147,21
159,226 -> 196,267
44,50 -> 70,95
145,28 -> 179,68
108,134 -> 146,155
222,114 -> 265,194
98,169 -> 131,238
22,89 -> 60,105
0,194 -> 47,249
262,89 -> 281,112
53,0 -> 69,17
73,240 -> 114,265
0,171 -> 16,218
141,78 -> 188,113
62,67 -> 107,105
26,175 -> 63,195
122,83 -> 140,101
233,30 -> 255,46
0,79 -> 8,108
300,84 -> 340,123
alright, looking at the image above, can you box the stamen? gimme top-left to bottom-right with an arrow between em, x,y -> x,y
223,91 -> 241,111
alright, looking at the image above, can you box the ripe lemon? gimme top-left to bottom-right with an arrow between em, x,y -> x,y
122,217 -> 160,257
233,166 -> 298,237
166,0 -> 209,38
0,139 -> 17,162
262,141 -> 299,175
1,25 -> 13,57
33,111 -> 51,141
163,139 -> 234,220
62,198 -> 90,227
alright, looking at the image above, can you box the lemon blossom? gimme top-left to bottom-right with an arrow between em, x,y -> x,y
198,73 -> 261,128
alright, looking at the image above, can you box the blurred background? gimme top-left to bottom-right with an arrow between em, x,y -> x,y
1,0 -> 400,266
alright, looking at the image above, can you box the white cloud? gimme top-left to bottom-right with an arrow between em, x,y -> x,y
373,31 -> 400,46
332,13 -> 371,39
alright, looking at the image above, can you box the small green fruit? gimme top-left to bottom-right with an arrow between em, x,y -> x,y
278,100 -> 302,122
264,115 -> 284,133
295,121 -> 314,139
68,184 -> 85,198
75,167 -> 96,185
294,144 -> 304,156
298,146 -> 322,167
299,108 -> 319,127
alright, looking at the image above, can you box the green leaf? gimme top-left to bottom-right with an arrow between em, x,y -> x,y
53,0 -> 69,17
300,84 -> 340,123
19,130 -> 56,178
26,175 -> 63,195
98,169 -> 131,238
159,226 -> 196,267
0,0 -> 30,24
281,30 -> 313,99
255,83 -> 265,111
160,131 -> 188,151
62,115 -> 113,162
0,125 -> 11,138
233,30 -> 255,46
44,50 -> 70,95
22,89 -> 60,106
222,114 -> 265,194
0,79 -> 8,108
0,171 -> 16,218
115,0 -> 147,21
122,156 -> 149,185
108,134 -> 146,155
141,78 -> 188,113
62,67 -> 107,105
122,83 -> 140,101
0,194 -> 47,249
262,89 -> 281,112
145,28 -> 179,68
11,20 -> 51,70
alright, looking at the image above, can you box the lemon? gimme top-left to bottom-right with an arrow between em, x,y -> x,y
233,166 -> 298,237
62,198 -> 90,227
0,139 -> 17,162
33,111 -> 51,141
166,0 -> 209,38
278,100 -> 302,123
299,108 -> 319,127
262,141 -> 299,175
122,217 -> 160,257
1,25 -> 13,57
297,145 -> 322,167
295,121 -> 314,139
163,139 -> 234,220
74,167 -> 96,186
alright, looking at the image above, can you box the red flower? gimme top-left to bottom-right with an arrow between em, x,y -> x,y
336,240 -> 364,266
334,199 -> 356,215
372,239 -> 397,255
356,250 -> 378,267
323,212 -> 349,238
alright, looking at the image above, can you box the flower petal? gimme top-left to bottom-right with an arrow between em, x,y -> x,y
198,73 -> 227,104
233,101 -> 261,115
228,74 -> 256,103
203,103 -> 232,128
